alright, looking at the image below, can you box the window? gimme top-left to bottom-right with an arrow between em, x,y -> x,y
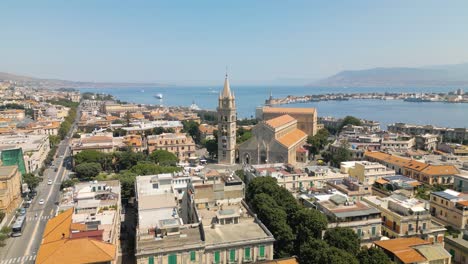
214,251 -> 220,264
229,249 -> 236,262
190,251 -> 196,262
168,254 -> 177,264
244,247 -> 251,260
259,245 -> 265,258
148,256 -> 154,264
152,183 -> 159,189
371,226 -> 376,236
357,229 -> 362,237
422,223 -> 427,230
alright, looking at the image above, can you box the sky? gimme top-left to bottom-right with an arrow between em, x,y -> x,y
1,0 -> 468,85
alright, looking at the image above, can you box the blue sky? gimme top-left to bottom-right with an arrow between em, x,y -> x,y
1,0 -> 468,85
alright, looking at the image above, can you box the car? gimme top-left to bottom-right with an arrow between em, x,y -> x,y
48,179 -> 53,185
39,199 -> 44,205
19,208 -> 26,215
23,203 -> 30,208
54,167 -> 58,172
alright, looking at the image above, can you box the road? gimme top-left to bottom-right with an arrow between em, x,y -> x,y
0,108 -> 79,264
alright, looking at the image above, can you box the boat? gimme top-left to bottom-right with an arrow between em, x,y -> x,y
141,89 -> 145,93
154,93 -> 163,99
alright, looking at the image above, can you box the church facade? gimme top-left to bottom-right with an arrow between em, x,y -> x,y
217,75 -> 236,165
238,114 -> 308,165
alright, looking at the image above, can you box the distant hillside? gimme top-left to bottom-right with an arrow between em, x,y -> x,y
311,63 -> 468,87
0,72 -> 169,89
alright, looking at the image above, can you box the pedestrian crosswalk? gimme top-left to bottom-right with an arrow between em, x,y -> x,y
26,215 -> 53,221
0,255 -> 36,264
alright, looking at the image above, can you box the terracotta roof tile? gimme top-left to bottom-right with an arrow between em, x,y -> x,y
263,107 -> 317,114
421,165 -> 459,175
277,129 -> 307,148
265,114 -> 296,129
374,237 -> 431,263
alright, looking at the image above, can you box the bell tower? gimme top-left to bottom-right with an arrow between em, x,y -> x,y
217,73 -> 236,165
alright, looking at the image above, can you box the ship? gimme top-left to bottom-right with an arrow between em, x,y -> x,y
154,93 -> 163,99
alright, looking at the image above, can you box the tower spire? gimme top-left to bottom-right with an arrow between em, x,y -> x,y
222,70 -> 232,98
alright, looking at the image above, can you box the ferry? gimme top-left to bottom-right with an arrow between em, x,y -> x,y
154,93 -> 163,99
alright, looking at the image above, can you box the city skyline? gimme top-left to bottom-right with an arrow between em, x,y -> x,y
1,1 -> 468,84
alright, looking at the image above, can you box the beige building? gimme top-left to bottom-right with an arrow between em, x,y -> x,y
147,133 -> 196,162
430,189 -> 468,230
239,115 -> 307,165
0,134 -> 50,173
0,109 -> 25,120
135,172 -> 274,264
445,231 -> 468,264
101,102 -> 146,114
71,135 -> 116,156
363,195 -> 446,243
415,134 -> 438,151
381,136 -> 415,151
259,107 -> 318,136
346,161 -> 396,185
0,165 -> 22,213
304,192 -> 382,245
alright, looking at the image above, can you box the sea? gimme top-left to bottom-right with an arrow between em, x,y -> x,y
78,86 -> 468,129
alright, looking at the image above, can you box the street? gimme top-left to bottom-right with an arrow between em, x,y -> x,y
0,109 -> 79,264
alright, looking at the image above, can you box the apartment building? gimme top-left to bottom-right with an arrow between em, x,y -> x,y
245,163 -> 346,191
388,122 -> 468,143
445,230 -> 468,264
101,102 -> 146,114
326,177 -> 372,202
0,165 -> 21,213
381,136 -> 415,151
346,161 -> 396,185
36,208 -> 117,264
122,120 -> 183,134
453,174 -> 468,192
415,134 -> 438,151
122,134 -> 144,152
365,151 -> 460,185
305,191 -> 382,244
0,134 -> 50,173
363,195 -> 445,243
135,172 -> 274,264
70,135 -> 117,155
0,109 -> 25,121
147,133 -> 196,162
430,189 -> 468,230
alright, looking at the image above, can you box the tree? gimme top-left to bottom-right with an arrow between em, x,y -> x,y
291,208 -> 328,249
129,162 -> 181,176
60,178 -> 79,190
182,120 -> 201,144
339,116 -> 362,131
299,239 -> 358,264
152,127 -> 165,135
49,135 -> 61,147
23,173 -> 41,190
357,247 -> 391,264
114,171 -> 137,199
251,193 -> 295,258
113,150 -> 146,171
203,139 -> 218,158
324,227 -> 360,255
149,150 -> 178,166
75,162 -> 102,180
307,128 -> 330,158
125,111 -> 132,127
73,150 -> 111,170
72,133 -> 81,138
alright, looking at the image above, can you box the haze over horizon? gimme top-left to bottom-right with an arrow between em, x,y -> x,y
1,0 -> 468,85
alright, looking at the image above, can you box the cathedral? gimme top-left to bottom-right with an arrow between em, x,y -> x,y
217,74 -> 236,165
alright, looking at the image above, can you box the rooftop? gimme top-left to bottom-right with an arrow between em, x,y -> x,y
265,114 -> 296,129
263,107 -> 317,114
277,129 -> 307,148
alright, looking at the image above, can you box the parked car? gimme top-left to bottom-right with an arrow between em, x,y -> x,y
48,179 -> 53,185
38,199 -> 44,205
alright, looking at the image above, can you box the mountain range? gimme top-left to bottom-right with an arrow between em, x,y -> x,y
0,72 -> 168,89
310,63 -> 468,87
